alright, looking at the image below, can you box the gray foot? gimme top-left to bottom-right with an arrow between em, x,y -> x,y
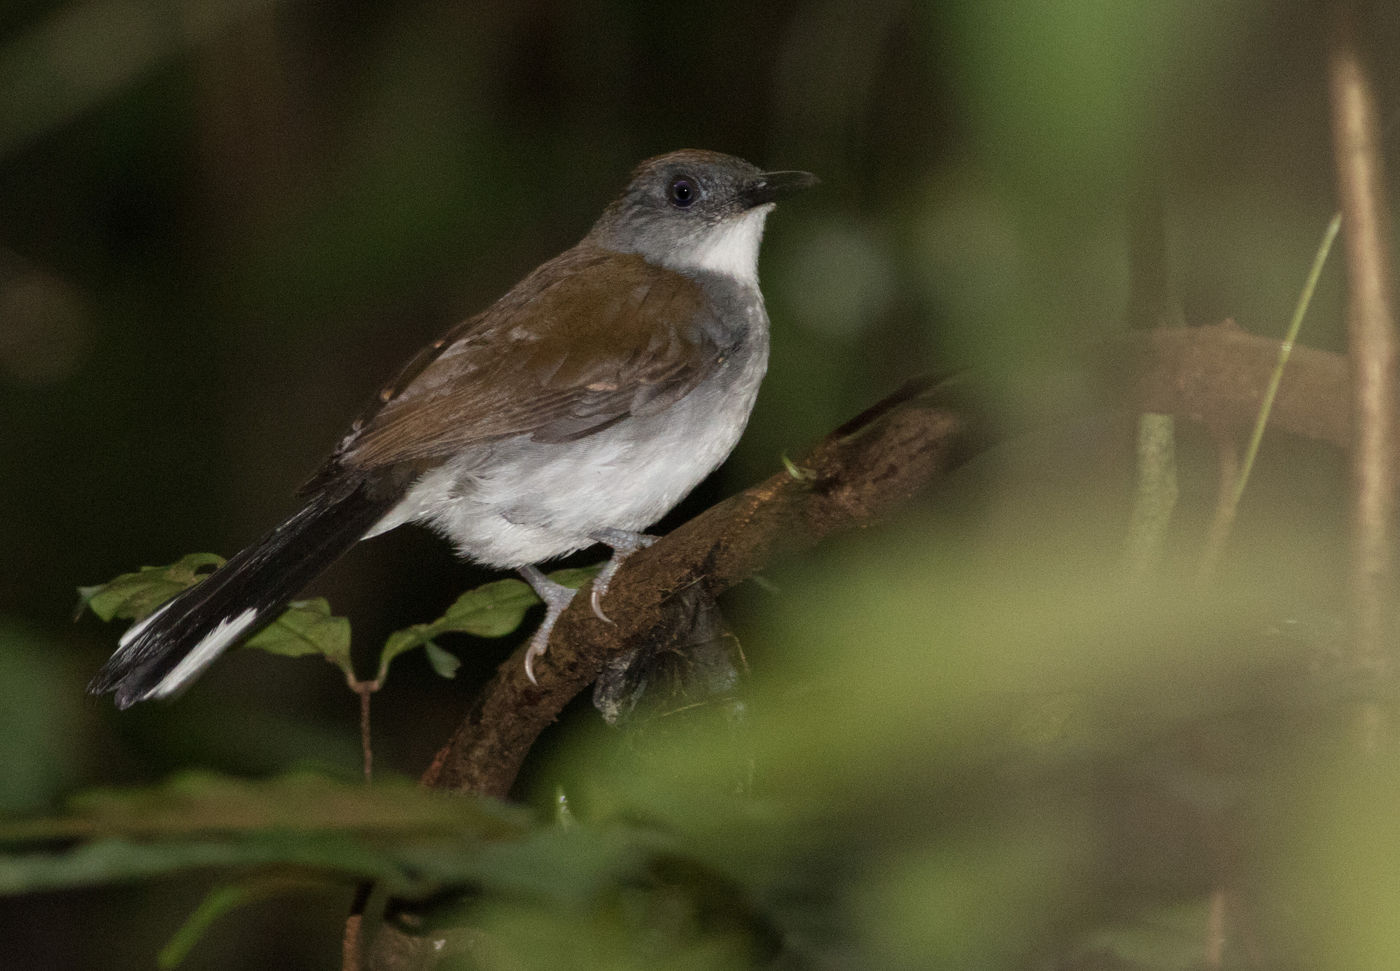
518,564 -> 579,685
588,529 -> 658,622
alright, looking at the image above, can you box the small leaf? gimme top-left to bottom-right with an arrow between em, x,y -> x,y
378,627 -> 431,682
545,566 -> 601,592
244,599 -> 354,681
435,577 -> 541,638
76,553 -> 226,623
375,566 -> 600,684
422,642 -> 461,679
780,452 -> 817,481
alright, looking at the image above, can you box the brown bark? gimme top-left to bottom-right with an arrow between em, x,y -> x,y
1110,323 -> 1350,448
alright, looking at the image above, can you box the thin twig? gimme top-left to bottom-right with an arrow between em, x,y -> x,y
1328,1 -> 1399,749
1125,413 -> 1179,580
1196,217 -> 1341,583
343,683 -> 376,968
1122,178 -> 1185,581
1205,887 -> 1227,968
358,684 -> 374,784
1232,215 -> 1343,513
343,881 -> 373,971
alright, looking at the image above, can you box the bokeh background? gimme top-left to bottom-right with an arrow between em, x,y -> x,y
4,0 -> 1400,968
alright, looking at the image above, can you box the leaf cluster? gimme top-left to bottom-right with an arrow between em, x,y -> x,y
77,557 -> 598,690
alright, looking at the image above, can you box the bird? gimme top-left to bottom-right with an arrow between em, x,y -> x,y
89,149 -> 817,709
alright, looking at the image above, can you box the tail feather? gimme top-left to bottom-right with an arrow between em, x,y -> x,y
89,483 -> 399,708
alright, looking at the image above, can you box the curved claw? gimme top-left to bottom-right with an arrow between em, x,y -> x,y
589,584 -> 615,625
517,565 -> 577,687
524,640 -> 543,686
523,621 -> 555,685
584,530 -> 657,626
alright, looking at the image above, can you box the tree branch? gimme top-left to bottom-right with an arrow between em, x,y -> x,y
419,321 -> 1366,801
1108,323 -> 1350,447
419,377 -> 984,798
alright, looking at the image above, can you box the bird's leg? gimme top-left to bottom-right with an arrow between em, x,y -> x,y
587,528 -> 657,623
517,531 -> 655,684
519,564 -> 579,685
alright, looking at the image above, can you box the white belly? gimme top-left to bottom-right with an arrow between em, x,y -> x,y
368,341 -> 768,567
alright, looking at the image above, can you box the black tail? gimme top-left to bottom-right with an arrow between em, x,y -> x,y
89,482 -> 399,709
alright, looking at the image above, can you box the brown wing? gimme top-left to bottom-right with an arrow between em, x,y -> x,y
325,247 -> 726,475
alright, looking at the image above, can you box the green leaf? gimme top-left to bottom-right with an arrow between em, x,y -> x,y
544,566 -> 600,592
244,598 -> 354,681
76,553 -> 226,623
429,578 -> 543,637
374,566 -> 598,684
158,876 -> 318,969
422,641 -> 460,679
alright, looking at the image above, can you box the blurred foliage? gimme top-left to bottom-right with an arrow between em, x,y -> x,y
3,0 -> 1400,967
0,772 -> 524,886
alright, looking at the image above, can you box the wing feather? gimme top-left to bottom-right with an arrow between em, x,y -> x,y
314,247 -> 726,478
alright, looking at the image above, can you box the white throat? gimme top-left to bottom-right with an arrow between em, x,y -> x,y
671,204 -> 773,286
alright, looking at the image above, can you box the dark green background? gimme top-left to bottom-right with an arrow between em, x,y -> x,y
1,1 -> 1395,967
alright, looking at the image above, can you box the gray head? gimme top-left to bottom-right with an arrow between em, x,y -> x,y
586,149 -> 817,286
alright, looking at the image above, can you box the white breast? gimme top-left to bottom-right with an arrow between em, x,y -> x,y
667,205 -> 773,288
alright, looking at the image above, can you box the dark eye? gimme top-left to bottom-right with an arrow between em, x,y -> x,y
668,176 -> 698,209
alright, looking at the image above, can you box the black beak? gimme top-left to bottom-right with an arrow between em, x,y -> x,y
741,170 -> 820,208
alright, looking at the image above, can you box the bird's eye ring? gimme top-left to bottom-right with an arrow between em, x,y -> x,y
668,176 -> 698,209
